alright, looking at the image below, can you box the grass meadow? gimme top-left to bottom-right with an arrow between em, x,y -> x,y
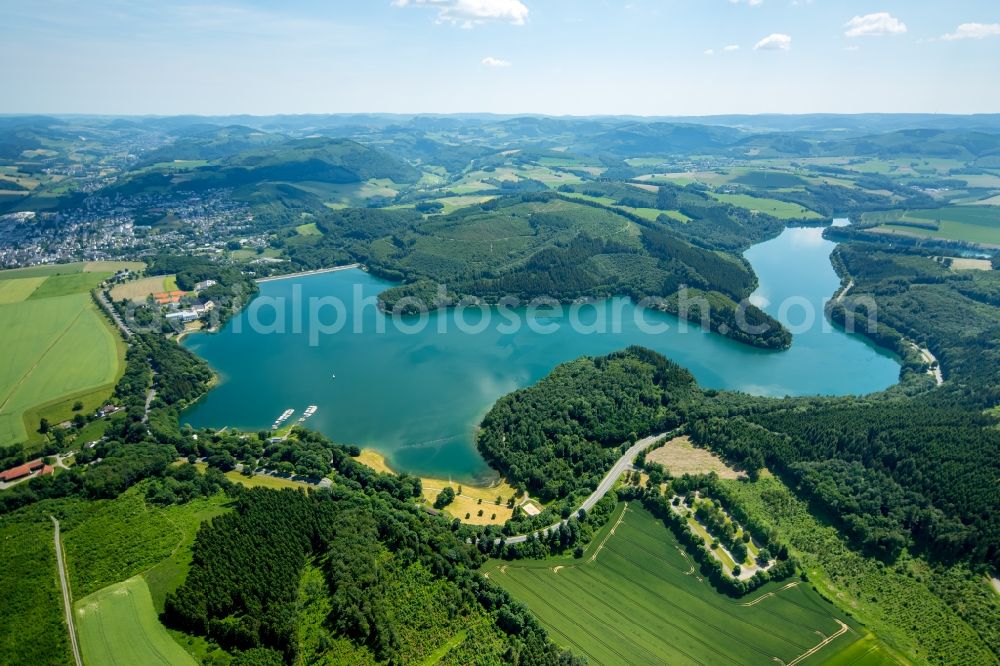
487,503 -> 892,666
712,193 -> 824,220
881,206 -> 1000,245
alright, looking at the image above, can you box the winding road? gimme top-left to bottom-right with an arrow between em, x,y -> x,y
50,516 -> 82,666
497,432 -> 670,545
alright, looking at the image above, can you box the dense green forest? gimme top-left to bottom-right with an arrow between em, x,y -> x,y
288,194 -> 791,349
478,347 -> 697,502
164,486 -> 581,664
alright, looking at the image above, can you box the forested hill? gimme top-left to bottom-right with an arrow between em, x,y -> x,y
110,135 -> 420,197
295,194 -> 792,350
165,484 -> 582,665
479,285 -> 1000,573
478,347 -> 698,502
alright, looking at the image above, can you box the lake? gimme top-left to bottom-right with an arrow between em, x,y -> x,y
182,222 -> 899,482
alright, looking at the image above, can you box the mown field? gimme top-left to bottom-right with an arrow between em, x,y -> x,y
486,503 -> 890,666
0,263 -> 125,444
109,274 -> 178,302
76,576 -> 197,666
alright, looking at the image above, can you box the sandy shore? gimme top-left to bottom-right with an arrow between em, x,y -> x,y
256,263 -> 361,284
355,448 -> 518,526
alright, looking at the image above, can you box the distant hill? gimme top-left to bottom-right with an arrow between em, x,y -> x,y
110,136 -> 421,199
821,129 -> 1000,161
137,125 -> 288,164
222,136 -> 420,183
578,122 -> 744,156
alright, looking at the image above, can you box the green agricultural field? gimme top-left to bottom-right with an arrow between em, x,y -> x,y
879,206 -> 1000,246
730,171 -> 809,189
75,576 -> 196,666
0,276 -> 47,304
295,221 -> 323,236
487,503 -> 891,666
712,193 -> 824,220
27,271 -> 111,299
0,288 -> 122,444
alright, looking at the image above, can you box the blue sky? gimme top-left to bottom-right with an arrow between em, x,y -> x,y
1,0 -> 999,115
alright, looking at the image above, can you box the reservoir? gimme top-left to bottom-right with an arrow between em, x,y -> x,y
182,222 -> 899,482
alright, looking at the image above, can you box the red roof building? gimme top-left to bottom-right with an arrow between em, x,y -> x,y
0,458 -> 45,482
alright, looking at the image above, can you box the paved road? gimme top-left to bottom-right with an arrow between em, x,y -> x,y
255,263 -> 361,284
50,516 -> 82,666
499,432 -> 670,545
95,290 -> 132,340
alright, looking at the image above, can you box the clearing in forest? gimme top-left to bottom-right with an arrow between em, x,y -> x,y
646,436 -> 743,479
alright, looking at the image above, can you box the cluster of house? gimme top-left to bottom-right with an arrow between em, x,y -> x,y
156,280 -> 218,324
0,459 -> 54,484
165,299 -> 216,324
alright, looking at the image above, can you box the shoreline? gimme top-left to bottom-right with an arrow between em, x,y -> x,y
256,263 -> 362,284
355,448 -> 518,526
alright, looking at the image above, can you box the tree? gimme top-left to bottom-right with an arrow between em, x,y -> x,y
72,400 -> 84,411
434,486 -> 456,509
757,548 -> 773,566
39,418 -> 50,434
732,565 -> 742,577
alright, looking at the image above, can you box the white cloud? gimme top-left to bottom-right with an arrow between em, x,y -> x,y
941,23 -> 1000,41
729,0 -> 764,6
754,33 -> 791,50
481,56 -> 511,67
704,49 -> 715,56
723,44 -> 740,51
844,12 -> 907,38
393,0 -> 529,28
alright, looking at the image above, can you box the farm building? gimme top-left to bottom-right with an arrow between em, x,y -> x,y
0,459 -> 53,482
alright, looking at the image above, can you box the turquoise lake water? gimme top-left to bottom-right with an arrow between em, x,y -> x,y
182,223 -> 899,482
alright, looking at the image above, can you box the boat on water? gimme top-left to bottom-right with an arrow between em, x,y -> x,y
272,408 -> 295,429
